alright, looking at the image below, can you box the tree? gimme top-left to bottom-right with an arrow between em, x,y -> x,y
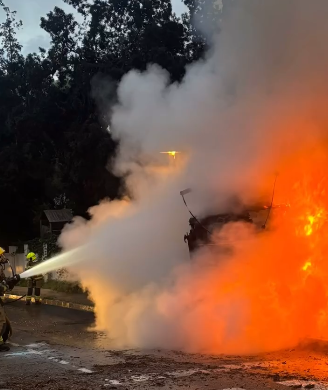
65,0 -> 191,81
182,0 -> 222,57
0,0 -> 212,247
0,2 -> 23,69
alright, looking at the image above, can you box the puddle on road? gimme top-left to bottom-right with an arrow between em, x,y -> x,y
4,342 -> 94,375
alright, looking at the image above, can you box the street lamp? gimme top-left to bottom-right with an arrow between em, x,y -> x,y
160,151 -> 181,160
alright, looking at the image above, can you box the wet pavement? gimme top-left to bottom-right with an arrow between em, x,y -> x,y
1,302 -> 328,389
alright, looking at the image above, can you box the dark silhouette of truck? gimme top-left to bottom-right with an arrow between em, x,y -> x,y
184,204 -> 288,256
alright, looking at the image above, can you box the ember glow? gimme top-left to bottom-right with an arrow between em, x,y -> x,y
302,262 -> 312,272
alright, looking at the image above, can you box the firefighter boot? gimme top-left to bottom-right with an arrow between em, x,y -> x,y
26,286 -> 33,305
0,343 -> 10,352
0,336 -> 9,352
35,287 -> 41,305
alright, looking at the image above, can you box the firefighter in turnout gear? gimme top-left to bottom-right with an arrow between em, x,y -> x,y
25,252 -> 43,305
0,247 -> 20,351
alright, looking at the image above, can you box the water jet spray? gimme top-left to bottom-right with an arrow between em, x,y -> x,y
19,247 -> 85,279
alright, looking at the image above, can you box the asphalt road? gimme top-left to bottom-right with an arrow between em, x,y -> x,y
1,302 -> 328,390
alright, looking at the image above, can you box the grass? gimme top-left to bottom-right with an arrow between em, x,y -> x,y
18,279 -> 85,294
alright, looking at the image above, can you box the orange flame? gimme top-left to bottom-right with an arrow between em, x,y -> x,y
182,145 -> 328,353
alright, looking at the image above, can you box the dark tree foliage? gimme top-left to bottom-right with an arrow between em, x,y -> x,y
25,234 -> 60,260
0,0 -> 212,247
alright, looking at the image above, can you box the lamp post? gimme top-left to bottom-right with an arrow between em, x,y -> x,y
160,151 -> 181,160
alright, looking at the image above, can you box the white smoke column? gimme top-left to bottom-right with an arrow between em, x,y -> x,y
59,0 -> 328,353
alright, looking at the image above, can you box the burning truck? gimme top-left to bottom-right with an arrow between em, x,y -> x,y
182,190 -> 289,257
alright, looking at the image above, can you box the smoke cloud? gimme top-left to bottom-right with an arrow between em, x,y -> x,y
59,0 -> 328,353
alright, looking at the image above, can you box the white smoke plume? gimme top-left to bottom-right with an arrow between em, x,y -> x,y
59,0 -> 328,353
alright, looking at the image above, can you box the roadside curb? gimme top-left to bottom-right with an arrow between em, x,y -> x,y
4,294 -> 94,312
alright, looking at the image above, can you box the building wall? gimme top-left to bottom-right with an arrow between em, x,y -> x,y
3,252 -> 26,277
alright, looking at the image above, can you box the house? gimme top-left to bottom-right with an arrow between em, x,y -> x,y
40,209 -> 73,238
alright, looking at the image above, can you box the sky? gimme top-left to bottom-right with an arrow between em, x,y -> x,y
1,0 -> 188,55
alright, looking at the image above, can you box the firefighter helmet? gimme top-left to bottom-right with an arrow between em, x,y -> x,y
0,247 -> 5,256
26,252 -> 37,262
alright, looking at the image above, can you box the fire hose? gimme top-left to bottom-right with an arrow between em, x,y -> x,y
1,259 -> 23,305
2,272 -> 25,305
4,294 -> 26,305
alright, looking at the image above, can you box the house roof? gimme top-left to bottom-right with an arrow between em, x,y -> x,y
43,209 -> 73,223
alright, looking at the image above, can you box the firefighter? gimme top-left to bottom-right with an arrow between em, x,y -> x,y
0,247 -> 20,351
0,246 -> 7,265
0,281 -> 11,351
25,252 -> 43,305
0,247 -> 8,351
